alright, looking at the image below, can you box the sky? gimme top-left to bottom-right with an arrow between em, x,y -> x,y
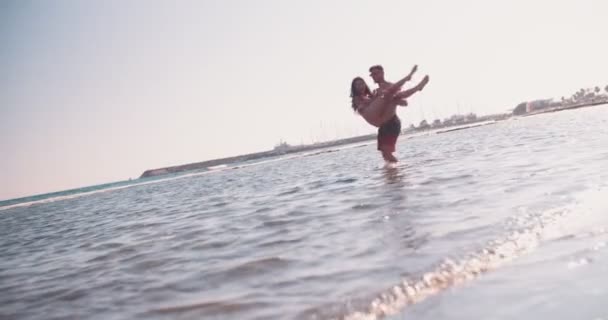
1,0 -> 607,200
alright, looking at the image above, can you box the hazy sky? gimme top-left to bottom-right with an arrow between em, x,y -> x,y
1,0 -> 607,200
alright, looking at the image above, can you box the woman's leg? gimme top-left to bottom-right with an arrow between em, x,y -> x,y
363,75 -> 418,126
364,96 -> 399,125
368,71 -> 425,123
376,99 -> 401,124
383,65 -> 418,96
372,75 -> 428,124
393,75 -> 430,100
361,69 -> 427,126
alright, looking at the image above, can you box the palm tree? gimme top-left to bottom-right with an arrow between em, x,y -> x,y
573,88 -> 587,101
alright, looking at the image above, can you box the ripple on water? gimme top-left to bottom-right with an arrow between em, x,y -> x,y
2,108 -> 608,320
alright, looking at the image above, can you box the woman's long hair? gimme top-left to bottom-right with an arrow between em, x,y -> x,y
350,77 -> 371,111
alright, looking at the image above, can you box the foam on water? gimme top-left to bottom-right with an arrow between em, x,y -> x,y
1,107 -> 607,320
339,184 -> 608,320
0,143 -> 369,212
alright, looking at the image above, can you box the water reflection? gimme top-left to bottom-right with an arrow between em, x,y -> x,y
382,164 -> 407,186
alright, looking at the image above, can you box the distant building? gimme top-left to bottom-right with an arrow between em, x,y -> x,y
527,99 -> 553,111
418,120 -> 430,130
512,99 -> 555,115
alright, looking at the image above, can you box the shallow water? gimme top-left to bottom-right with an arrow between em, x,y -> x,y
1,106 -> 608,320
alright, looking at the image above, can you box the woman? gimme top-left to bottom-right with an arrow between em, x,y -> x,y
350,72 -> 429,127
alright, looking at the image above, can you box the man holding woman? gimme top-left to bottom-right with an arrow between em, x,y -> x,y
350,64 -> 429,162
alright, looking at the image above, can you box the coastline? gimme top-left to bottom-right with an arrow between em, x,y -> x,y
139,134 -> 378,178
139,101 -> 608,179
521,100 -> 608,117
139,117 -> 509,179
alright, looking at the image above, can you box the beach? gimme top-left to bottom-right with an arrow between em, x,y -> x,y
1,106 -> 607,320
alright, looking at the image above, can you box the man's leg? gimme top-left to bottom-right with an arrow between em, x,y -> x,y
377,117 -> 401,163
381,149 -> 398,163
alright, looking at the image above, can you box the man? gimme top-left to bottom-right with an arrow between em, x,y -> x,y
369,64 -> 426,163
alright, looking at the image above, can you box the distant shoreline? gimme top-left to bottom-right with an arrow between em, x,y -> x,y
521,100 -> 608,117
139,101 -> 608,179
139,133 -> 378,178
139,116 -> 508,179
